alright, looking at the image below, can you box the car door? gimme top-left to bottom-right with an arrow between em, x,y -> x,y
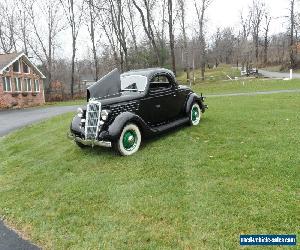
140,76 -> 167,125
147,74 -> 178,124
162,73 -> 183,120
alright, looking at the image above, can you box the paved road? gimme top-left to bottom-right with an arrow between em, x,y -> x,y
259,69 -> 300,79
0,105 -> 79,137
0,221 -> 40,250
0,105 -> 79,250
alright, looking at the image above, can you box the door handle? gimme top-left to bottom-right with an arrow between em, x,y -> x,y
155,104 -> 161,108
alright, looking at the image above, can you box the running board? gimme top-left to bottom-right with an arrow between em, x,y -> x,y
153,117 -> 189,133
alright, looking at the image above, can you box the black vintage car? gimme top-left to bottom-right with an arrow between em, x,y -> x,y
69,68 -> 207,155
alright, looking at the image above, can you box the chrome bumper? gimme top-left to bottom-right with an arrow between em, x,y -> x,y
67,133 -> 112,148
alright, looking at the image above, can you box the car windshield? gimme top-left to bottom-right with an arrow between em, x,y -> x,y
120,75 -> 147,92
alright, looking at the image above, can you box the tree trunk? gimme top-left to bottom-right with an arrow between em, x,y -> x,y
168,0 -> 176,75
290,0 -> 296,69
71,37 -> 76,99
88,0 -> 99,81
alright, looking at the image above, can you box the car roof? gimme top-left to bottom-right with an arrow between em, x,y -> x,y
121,68 -> 175,80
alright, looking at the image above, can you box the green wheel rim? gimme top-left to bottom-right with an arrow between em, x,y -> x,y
122,130 -> 137,151
192,106 -> 199,122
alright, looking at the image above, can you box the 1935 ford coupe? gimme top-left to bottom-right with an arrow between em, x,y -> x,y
68,68 -> 207,156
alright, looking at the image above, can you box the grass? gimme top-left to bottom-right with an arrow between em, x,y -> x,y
192,78 -> 300,95
44,99 -> 85,107
177,65 -> 241,85
176,65 -> 300,95
0,88 -> 299,249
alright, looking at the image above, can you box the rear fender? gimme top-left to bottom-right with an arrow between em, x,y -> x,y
185,93 -> 206,114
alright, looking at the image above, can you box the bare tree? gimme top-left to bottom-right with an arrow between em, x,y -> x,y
85,0 -> 100,80
289,0 -> 296,69
238,10 -> 252,69
20,0 -> 65,89
98,5 -> 120,67
18,9 -> 29,55
59,0 -> 84,99
132,0 -> 161,65
194,0 -> 213,80
108,0 -> 129,71
250,0 -> 264,66
167,0 -> 176,75
0,1 -> 17,53
125,0 -> 138,53
263,11 -> 271,65
240,10 -> 252,40
178,0 -> 190,83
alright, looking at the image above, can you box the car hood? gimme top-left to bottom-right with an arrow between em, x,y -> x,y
87,68 -> 121,101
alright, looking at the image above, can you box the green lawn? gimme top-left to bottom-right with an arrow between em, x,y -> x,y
177,64 -> 300,95
45,99 -> 85,107
0,89 -> 299,248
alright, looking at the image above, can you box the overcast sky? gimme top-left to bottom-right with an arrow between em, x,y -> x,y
59,0 -> 293,60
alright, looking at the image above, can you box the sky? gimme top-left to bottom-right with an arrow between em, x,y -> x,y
205,0 -> 290,34
59,0 -> 293,60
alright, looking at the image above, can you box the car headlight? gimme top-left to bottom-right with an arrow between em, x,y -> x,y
77,107 -> 83,118
101,110 -> 109,121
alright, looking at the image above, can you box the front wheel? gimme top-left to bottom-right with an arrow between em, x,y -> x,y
115,123 -> 141,156
189,103 -> 201,126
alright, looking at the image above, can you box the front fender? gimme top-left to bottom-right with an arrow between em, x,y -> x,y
106,112 -> 150,141
70,115 -> 84,136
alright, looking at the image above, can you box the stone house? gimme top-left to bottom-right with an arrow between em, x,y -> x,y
0,52 -> 46,108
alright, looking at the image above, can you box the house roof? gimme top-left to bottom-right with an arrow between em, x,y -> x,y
0,52 -> 46,78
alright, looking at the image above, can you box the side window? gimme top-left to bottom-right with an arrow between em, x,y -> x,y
2,76 -> 12,92
24,78 -> 32,92
149,74 -> 172,90
23,62 -> 30,74
13,60 -> 20,72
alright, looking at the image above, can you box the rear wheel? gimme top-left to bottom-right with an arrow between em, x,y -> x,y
115,123 -> 141,156
189,103 -> 201,126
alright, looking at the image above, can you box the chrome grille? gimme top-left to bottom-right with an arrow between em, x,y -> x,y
85,100 -> 101,140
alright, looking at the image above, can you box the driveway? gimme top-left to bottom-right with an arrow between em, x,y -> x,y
259,69 -> 300,79
0,105 -> 79,137
0,105 -> 79,250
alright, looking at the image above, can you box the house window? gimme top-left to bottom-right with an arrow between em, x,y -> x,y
13,60 -> 20,72
33,79 -> 40,92
24,78 -> 32,92
23,62 -> 30,74
13,77 -> 22,92
2,76 -> 12,92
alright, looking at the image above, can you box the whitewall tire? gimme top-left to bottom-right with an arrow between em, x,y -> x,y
116,123 -> 141,156
190,103 -> 201,126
